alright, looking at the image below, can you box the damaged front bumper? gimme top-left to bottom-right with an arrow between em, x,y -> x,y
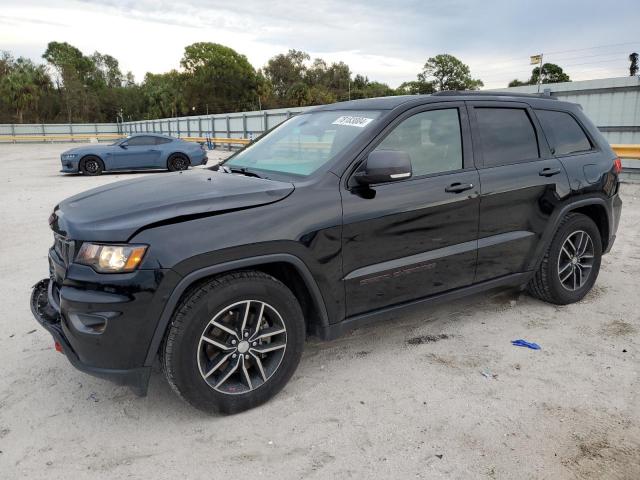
30,278 -> 151,396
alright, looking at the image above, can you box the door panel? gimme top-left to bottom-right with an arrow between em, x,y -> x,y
474,159 -> 569,281
467,101 -> 571,282
114,146 -> 161,169
342,171 -> 480,316
341,103 -> 479,317
112,137 -> 162,169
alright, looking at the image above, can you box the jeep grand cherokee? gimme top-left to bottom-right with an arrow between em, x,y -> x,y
31,92 -> 622,413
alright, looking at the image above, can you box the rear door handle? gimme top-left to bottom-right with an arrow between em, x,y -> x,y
445,182 -> 474,193
539,167 -> 562,177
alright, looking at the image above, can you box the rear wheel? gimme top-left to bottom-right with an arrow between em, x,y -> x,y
162,271 -> 305,414
168,154 -> 190,172
528,213 -> 602,305
79,156 -> 104,176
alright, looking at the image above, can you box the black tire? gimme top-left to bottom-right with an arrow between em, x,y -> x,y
162,271 -> 305,414
79,156 -> 104,176
528,213 -> 602,305
167,154 -> 190,172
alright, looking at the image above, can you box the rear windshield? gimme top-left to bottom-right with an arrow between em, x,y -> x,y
224,110 -> 382,177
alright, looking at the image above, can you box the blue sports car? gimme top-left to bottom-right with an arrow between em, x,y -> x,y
60,134 -> 208,175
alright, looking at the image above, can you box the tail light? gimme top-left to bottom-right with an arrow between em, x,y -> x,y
613,157 -> 622,174
54,341 -> 63,353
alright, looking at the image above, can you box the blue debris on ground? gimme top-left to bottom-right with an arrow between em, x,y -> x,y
511,339 -> 541,350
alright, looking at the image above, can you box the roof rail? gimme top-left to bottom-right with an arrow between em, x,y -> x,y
432,90 -> 558,100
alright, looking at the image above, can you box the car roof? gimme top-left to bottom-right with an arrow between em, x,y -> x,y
128,133 -> 175,140
309,91 -> 565,112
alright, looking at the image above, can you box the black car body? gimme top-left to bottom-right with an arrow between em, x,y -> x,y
31,92 -> 622,412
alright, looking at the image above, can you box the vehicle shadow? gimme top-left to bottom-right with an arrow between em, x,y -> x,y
60,170 -> 169,177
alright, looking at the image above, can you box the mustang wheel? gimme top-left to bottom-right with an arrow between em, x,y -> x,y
168,154 -> 190,172
528,213 -> 602,305
80,156 -> 104,176
162,271 -> 305,414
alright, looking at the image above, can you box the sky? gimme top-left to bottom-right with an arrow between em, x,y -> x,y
1,0 -> 639,89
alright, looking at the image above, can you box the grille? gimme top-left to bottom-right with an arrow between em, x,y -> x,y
53,234 -> 75,266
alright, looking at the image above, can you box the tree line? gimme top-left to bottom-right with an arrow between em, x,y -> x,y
0,41 -> 570,124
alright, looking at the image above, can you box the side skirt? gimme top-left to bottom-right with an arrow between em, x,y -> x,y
313,272 -> 533,341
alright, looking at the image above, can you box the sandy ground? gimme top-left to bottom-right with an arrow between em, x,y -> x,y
0,143 -> 638,480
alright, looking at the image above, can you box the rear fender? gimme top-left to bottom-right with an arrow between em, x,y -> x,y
527,195 -> 611,271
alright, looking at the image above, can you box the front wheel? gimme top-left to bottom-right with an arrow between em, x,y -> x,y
528,213 -> 602,305
80,156 -> 104,176
162,271 -> 305,414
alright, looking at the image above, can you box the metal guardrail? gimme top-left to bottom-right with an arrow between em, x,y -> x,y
611,144 -> 640,159
0,134 -> 123,143
0,133 -> 250,147
1,133 -> 638,160
186,137 -> 250,146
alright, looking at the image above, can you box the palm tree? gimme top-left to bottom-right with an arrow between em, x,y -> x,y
1,58 -> 50,122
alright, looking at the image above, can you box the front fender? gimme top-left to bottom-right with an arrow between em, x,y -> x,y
142,253 -> 330,366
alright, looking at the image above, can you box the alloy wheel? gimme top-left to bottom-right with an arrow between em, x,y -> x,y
85,159 -> 99,173
173,157 -> 188,170
557,230 -> 594,291
196,300 -> 287,395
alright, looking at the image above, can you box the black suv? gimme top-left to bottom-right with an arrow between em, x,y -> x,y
31,92 -> 622,413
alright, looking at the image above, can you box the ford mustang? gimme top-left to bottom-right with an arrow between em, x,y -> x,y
59,133 -> 208,175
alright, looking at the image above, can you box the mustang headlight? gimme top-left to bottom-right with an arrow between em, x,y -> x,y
61,153 -> 78,160
77,243 -> 148,273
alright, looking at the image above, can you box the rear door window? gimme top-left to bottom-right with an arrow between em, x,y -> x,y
475,108 -> 539,167
535,109 -> 592,155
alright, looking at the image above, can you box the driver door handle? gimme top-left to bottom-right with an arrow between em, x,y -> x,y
445,182 -> 474,193
539,167 -> 562,177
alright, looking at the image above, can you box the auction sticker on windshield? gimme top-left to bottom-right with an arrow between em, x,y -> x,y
332,116 -> 375,128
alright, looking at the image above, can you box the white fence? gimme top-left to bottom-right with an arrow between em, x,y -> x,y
120,106 -> 311,139
0,123 -> 119,137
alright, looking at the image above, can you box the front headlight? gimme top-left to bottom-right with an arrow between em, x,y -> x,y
76,243 -> 148,273
61,153 -> 78,160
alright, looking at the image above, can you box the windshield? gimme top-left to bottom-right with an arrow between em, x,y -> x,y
224,110 -> 382,177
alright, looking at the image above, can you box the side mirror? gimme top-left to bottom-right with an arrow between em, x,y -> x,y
120,143 -> 128,149
354,150 -> 412,185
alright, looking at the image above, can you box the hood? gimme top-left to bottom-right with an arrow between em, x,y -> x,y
51,170 -> 294,241
62,144 -> 114,155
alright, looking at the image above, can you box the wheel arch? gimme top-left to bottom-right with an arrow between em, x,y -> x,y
528,196 -> 611,271
570,203 -> 610,252
143,254 -> 329,366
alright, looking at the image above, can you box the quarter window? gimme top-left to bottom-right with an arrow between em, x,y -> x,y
535,109 -> 592,155
374,108 -> 463,177
475,108 -> 539,166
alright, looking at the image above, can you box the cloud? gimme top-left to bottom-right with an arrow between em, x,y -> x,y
1,0 -> 638,88
0,14 -> 69,28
